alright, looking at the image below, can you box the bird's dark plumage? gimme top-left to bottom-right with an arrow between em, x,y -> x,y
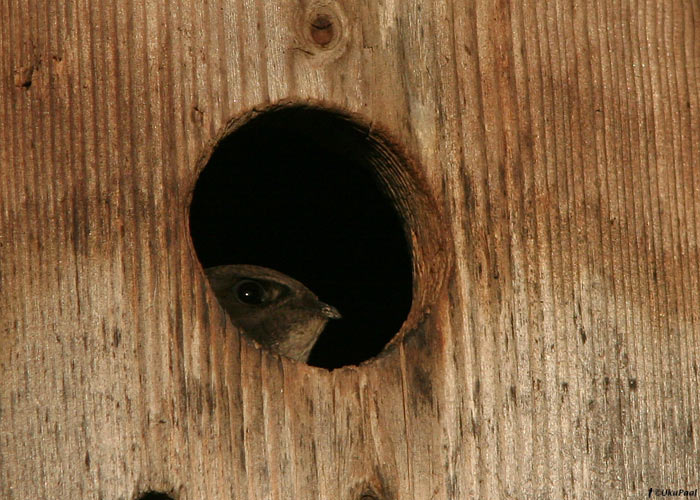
205,264 -> 341,362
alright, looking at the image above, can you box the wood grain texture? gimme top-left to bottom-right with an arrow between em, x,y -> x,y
1,0 -> 699,499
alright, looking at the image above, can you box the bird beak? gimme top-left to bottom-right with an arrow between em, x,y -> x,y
319,302 -> 342,319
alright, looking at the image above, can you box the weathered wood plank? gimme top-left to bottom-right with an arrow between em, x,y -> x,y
1,1 -> 698,499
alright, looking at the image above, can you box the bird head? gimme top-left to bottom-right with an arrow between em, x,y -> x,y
205,264 -> 341,362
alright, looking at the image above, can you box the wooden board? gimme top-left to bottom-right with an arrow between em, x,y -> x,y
1,0 -> 698,498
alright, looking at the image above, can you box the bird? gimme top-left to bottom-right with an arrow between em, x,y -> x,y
205,264 -> 341,362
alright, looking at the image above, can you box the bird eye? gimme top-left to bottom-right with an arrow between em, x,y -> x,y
234,279 -> 267,305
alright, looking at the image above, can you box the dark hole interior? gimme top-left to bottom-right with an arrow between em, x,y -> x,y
189,106 -> 412,369
137,493 -> 174,500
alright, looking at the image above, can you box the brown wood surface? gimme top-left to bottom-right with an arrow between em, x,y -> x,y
2,1 -> 699,499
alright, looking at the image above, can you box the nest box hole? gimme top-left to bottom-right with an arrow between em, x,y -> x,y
189,104 -> 446,369
136,493 -> 174,500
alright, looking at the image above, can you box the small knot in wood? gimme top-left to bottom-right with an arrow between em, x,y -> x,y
297,2 -> 347,60
310,13 -> 335,47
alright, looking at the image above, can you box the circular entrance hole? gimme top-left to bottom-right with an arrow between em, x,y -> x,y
189,104 -> 448,369
136,492 -> 174,500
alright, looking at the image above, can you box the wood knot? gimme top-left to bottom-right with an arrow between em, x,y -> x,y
296,2 -> 348,61
309,13 -> 335,47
